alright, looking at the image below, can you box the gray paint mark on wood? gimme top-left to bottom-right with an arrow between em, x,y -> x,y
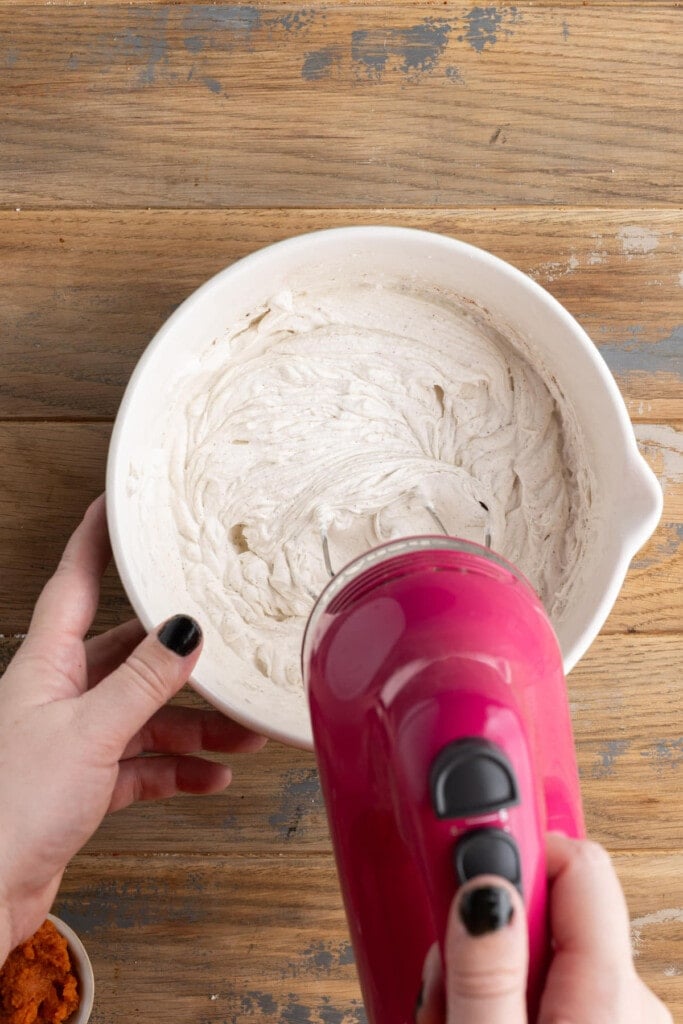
252,991 -> 277,1013
301,939 -> 356,971
460,6 -> 520,52
219,991 -> 366,1023
562,20 -> 570,40
592,739 -> 629,779
281,1002 -> 313,1022
55,878 -> 201,932
202,75 -> 222,93
105,7 -> 169,84
632,522 -> 683,570
184,35 -> 205,52
445,64 -> 465,84
598,324 -> 683,377
268,767 -> 322,838
267,9 -> 318,33
352,18 -> 453,80
319,1004 -> 345,1024
239,990 -> 279,1013
4,49 -> 18,68
182,5 -> 261,39
302,48 -> 337,81
116,8 -> 170,86
320,998 -> 367,1024
304,941 -> 334,969
641,737 -> 683,773
339,940 -> 355,965
351,29 -> 389,77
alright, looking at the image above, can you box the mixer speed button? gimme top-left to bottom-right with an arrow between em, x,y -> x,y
454,828 -> 522,893
429,738 -> 519,819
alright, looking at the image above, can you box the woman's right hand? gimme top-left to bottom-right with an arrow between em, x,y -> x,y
417,832 -> 673,1023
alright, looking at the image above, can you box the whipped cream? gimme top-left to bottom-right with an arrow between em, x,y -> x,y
169,284 -> 592,692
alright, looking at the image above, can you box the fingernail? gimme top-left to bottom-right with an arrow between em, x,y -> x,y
158,615 -> 202,656
459,885 -> 514,936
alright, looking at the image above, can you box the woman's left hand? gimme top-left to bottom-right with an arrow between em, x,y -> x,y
0,496 -> 266,958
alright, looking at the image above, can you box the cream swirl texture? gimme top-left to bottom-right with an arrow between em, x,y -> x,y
169,285 -> 591,691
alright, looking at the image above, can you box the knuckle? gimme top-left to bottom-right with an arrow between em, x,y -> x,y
125,652 -> 171,703
41,572 -> 66,603
53,556 -> 75,577
449,963 -> 521,1001
52,559 -> 98,592
572,838 -> 613,872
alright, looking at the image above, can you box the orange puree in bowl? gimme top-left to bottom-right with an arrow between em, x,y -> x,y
0,921 -> 80,1024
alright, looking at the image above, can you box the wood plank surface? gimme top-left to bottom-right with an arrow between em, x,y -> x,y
0,424 -> 132,632
1,6 -> 680,208
50,851 -> 683,1023
1,209 -> 680,421
56,855 -> 365,1024
0,0 -> 673,6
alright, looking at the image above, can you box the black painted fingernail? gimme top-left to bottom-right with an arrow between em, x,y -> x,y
459,885 -> 513,936
158,615 -> 202,656
414,981 -> 424,1017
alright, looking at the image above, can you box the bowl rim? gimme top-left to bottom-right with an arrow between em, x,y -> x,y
46,914 -> 94,1024
106,225 -> 662,748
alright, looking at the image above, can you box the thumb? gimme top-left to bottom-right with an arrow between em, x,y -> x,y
539,834 -> 636,1023
445,876 -> 528,1024
81,614 -> 203,747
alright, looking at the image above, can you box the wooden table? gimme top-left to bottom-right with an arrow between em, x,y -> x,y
1,0 -> 681,1018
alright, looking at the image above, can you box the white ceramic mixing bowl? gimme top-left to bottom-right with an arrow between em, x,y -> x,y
106,227 -> 662,749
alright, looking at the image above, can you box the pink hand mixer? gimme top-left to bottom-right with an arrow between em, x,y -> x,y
302,535 -> 585,1023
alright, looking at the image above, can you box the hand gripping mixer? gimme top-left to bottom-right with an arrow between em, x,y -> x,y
302,536 -> 585,1024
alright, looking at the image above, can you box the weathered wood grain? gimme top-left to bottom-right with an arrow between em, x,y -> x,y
1,209 -> 680,420
0,423 -> 132,633
1,6 -> 680,208
1,422 -> 680,635
51,851 -> 683,1023
608,423 -> 683,635
1,632 -> 681,854
56,855 -> 365,1024
0,0 -> 671,7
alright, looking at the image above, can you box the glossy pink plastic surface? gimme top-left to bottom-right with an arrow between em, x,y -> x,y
304,540 -> 584,1024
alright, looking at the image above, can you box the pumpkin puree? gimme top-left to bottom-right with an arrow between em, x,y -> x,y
0,921 -> 80,1024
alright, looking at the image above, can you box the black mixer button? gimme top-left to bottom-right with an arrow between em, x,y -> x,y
454,828 -> 522,893
429,738 -> 519,819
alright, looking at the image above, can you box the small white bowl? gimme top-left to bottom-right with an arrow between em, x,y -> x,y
47,914 -> 94,1024
106,227 -> 662,750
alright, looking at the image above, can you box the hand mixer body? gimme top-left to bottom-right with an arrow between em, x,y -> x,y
303,540 -> 584,1024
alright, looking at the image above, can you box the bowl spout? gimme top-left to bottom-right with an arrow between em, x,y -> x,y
623,451 -> 663,553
